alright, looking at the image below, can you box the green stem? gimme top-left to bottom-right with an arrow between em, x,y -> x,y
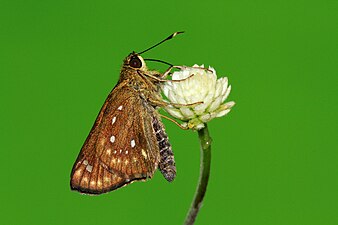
184,124 -> 212,225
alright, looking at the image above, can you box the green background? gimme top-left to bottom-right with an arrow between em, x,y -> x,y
1,0 -> 337,224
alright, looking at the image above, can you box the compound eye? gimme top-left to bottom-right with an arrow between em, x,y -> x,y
129,56 -> 142,68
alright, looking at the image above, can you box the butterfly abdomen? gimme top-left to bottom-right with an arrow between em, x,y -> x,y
152,116 -> 176,182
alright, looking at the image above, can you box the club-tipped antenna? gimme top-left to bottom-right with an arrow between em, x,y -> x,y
138,31 -> 184,55
144,58 -> 173,67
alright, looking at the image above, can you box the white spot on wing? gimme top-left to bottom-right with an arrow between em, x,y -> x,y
110,135 -> 115,143
117,105 -> 123,110
83,160 -> 88,165
112,116 -> 116,124
131,139 -> 136,148
86,164 -> 93,172
141,149 -> 147,159
125,150 -> 128,154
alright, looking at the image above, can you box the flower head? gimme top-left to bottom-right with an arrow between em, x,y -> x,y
162,65 -> 235,130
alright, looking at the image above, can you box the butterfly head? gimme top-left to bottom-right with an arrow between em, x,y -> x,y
124,52 -> 147,71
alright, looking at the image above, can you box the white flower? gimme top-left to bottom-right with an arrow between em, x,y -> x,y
162,65 -> 235,130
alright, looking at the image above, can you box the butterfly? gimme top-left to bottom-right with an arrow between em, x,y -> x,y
70,32 -> 184,194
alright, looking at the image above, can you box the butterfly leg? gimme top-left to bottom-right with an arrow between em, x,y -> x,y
139,70 -> 195,83
146,97 -> 201,130
161,65 -> 214,79
159,114 -> 188,130
160,66 -> 180,79
161,66 -> 174,79
147,97 -> 203,108
174,65 -> 214,73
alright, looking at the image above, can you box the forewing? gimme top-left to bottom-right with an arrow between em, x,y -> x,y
70,84 -> 160,194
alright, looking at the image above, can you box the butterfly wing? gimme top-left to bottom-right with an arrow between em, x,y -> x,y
70,83 -> 160,194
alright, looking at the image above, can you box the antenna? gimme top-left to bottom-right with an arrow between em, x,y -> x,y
138,31 -> 184,55
144,58 -> 173,67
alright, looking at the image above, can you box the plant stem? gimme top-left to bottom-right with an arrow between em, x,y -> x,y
184,124 -> 212,225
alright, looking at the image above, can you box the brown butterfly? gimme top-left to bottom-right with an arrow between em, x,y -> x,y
70,32 -> 184,194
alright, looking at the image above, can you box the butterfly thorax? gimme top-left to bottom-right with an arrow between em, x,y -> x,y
118,53 -> 163,103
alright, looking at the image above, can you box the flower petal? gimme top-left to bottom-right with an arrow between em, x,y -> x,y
200,113 -> 211,122
214,79 -> 224,98
224,101 -> 236,109
165,107 -> 185,120
208,95 -> 223,112
168,90 -> 178,103
193,102 -> 208,115
180,107 -> 195,119
221,77 -> 228,96
194,123 -> 205,130
222,85 -> 231,102
216,109 -> 231,117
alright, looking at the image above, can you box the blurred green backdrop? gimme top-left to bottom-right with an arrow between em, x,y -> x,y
1,0 -> 337,225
